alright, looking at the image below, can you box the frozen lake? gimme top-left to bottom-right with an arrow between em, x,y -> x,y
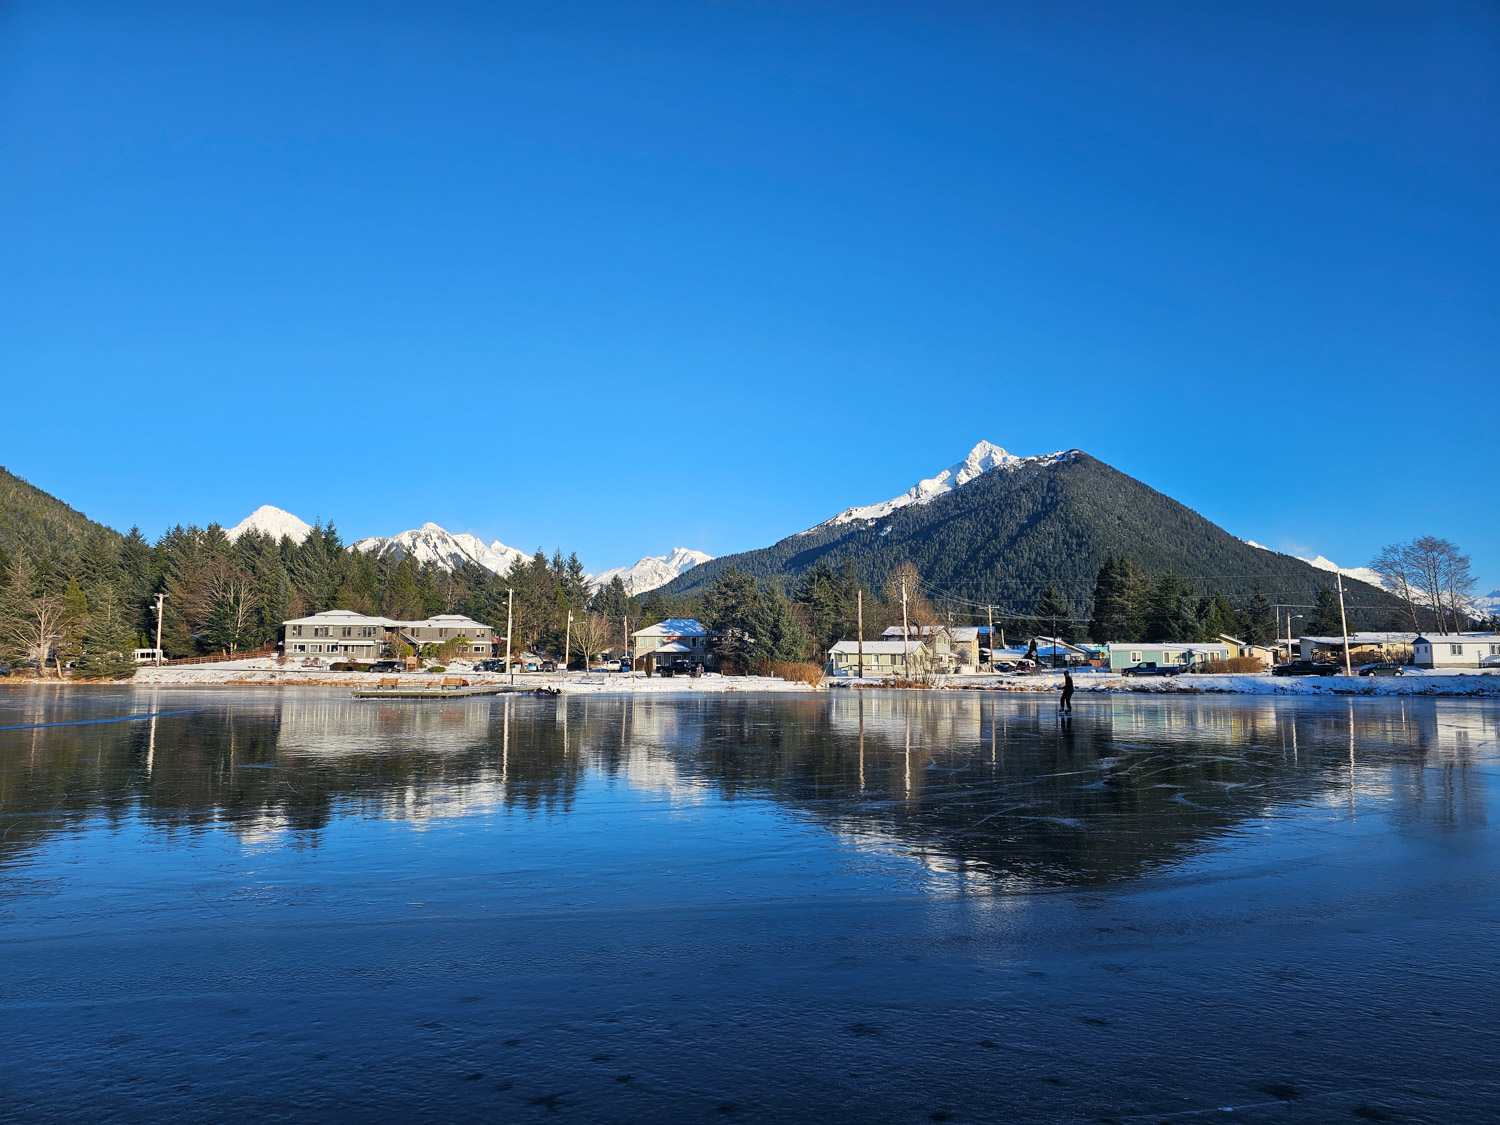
2,688 -> 1498,1122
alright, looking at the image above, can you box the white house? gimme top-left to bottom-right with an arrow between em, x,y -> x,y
1412,635 -> 1500,670
632,618 -> 710,672
881,625 -> 980,672
829,639 -> 929,676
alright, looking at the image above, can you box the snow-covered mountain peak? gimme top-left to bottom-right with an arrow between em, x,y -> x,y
1245,540 -> 1387,588
353,523 -> 524,576
226,505 -> 313,543
591,547 -> 714,595
814,441 -> 1068,530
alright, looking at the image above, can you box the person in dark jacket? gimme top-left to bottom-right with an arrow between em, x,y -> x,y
1059,668 -> 1075,713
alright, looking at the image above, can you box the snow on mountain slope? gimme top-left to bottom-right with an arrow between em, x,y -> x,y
226,505 -> 313,543
353,523 -> 524,575
811,441 -> 1071,531
592,547 -> 713,595
1299,554 -> 1387,588
1244,539 -> 1387,588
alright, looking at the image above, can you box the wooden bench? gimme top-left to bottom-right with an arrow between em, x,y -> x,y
377,677 -> 400,688
442,677 -> 466,688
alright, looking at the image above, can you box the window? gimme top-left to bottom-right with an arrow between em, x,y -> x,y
294,644 -> 306,652
342,627 -> 352,637
292,626 -> 303,637
1130,651 -> 1141,663
310,644 -> 321,652
1451,644 -> 1464,656
1491,646 -> 1499,656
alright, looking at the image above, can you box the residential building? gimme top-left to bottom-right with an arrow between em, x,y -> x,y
829,639 -> 930,676
284,609 -> 396,660
400,614 -> 497,657
632,618 -> 710,672
881,625 -> 981,672
1412,635 -> 1500,669
1299,632 -> 1418,664
282,610 -> 497,661
1218,635 -> 1279,668
1105,641 -> 1231,671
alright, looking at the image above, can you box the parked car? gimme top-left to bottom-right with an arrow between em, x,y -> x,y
473,659 -> 505,672
369,660 -> 405,673
540,660 -> 557,673
1357,662 -> 1410,677
618,659 -> 631,673
1121,662 -> 1181,677
1272,660 -> 1341,677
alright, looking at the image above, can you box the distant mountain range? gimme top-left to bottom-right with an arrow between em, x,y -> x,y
591,547 -> 713,595
222,506 -> 713,596
657,441 -> 1410,625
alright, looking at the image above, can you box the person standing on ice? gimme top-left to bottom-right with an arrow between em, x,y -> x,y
1059,668 -> 1075,713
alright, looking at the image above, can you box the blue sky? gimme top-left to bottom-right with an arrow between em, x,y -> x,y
3,1 -> 1497,587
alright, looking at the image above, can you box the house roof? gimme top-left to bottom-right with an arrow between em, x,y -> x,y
283,609 -> 396,627
633,618 -> 707,637
1413,633 -> 1499,643
653,641 -> 694,654
1105,641 -> 1230,652
1302,632 -> 1419,645
880,625 -> 980,641
829,640 -> 927,655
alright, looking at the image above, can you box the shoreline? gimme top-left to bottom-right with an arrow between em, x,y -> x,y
3,667 -> 1498,697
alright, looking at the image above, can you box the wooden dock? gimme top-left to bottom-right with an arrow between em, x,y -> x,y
352,676 -> 537,700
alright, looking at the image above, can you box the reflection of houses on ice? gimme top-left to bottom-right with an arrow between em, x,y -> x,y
274,694 -> 494,758
826,692 -> 983,749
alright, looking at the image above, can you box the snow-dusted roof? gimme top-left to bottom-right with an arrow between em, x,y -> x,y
1414,633 -> 1499,642
881,625 -> 980,641
283,609 -> 396,627
633,618 -> 708,637
653,641 -> 694,654
829,640 -> 928,655
1104,641 -> 1229,652
408,615 -> 487,630
1302,632 -> 1419,644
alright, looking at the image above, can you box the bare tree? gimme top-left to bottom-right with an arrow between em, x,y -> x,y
1371,542 -> 1423,631
572,612 -> 611,671
1,555 -> 66,678
1379,536 -> 1476,634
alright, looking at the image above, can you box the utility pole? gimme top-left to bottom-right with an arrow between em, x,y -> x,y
151,592 -> 167,666
622,613 -> 629,675
564,609 -> 573,677
1336,571 -> 1353,677
505,588 -> 514,686
987,605 -> 994,672
857,589 -> 864,679
900,576 -> 910,677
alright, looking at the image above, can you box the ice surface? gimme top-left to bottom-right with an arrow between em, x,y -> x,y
3,688 -> 1498,1122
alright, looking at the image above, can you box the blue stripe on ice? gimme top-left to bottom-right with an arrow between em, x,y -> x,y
0,709 -> 201,731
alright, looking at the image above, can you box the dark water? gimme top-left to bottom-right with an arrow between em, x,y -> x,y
2,689 -> 1498,1123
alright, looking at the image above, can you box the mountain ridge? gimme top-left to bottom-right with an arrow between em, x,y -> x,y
657,448 -> 1408,625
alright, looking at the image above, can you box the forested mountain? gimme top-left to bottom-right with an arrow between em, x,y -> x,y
660,451 -> 1407,627
0,466 -> 123,579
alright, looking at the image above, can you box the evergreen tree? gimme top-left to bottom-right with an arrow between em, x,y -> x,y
750,584 -> 811,665
1143,573 -> 1196,642
702,566 -> 760,673
59,576 -> 90,667
77,587 -> 137,680
1195,592 -> 1241,642
1243,589 -> 1275,644
1034,584 -> 1076,641
794,560 -> 860,656
1308,585 -> 1345,635
383,559 -> 422,620
1088,555 -> 1145,642
637,588 -> 670,628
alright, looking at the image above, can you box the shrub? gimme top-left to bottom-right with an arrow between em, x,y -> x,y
769,661 -> 825,687
1196,657 -> 1267,674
